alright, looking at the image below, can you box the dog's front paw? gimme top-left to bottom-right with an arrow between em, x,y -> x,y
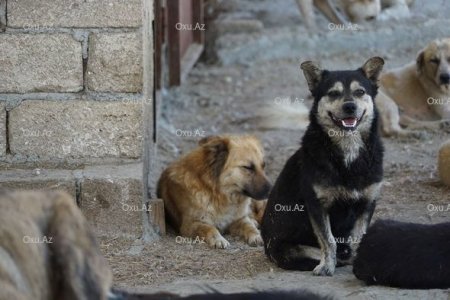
312,262 -> 335,276
208,235 -> 230,249
246,232 -> 263,247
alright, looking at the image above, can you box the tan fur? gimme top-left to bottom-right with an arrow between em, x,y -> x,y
250,199 -> 267,225
157,135 -> 271,249
0,190 -> 112,300
378,38 -> 450,136
438,140 -> 450,187
295,0 -> 412,30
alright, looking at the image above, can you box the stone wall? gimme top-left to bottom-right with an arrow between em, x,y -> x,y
0,0 -> 158,240
0,0 -> 147,166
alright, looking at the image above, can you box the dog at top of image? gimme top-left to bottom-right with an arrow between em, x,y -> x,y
0,190 -> 112,300
353,219 -> 450,289
377,37 -> 450,136
295,0 -> 414,30
157,135 -> 271,249
261,57 -> 385,276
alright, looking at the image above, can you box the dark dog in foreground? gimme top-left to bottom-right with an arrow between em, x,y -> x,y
261,57 -> 385,276
353,220 -> 450,289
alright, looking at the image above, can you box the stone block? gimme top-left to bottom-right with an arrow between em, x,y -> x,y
7,0 -> 142,28
87,32 -> 143,92
0,169 -> 76,198
0,34 -> 83,93
80,164 -> 144,238
9,100 -> 143,160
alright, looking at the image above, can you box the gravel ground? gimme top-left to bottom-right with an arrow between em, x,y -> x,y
103,1 -> 450,299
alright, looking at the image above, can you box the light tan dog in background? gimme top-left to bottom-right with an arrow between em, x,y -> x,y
377,38 -> 450,136
0,190 -> 111,300
158,135 -> 271,249
296,0 -> 414,30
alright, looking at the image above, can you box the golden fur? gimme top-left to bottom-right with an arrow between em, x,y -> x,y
0,190 -> 111,300
157,135 -> 271,249
295,0 -> 413,30
377,38 -> 450,136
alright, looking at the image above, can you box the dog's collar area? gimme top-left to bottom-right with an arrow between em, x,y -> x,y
328,110 -> 366,130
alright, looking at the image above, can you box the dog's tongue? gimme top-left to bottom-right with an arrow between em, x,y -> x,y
342,117 -> 357,127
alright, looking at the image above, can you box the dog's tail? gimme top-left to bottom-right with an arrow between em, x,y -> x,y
257,101 -> 310,130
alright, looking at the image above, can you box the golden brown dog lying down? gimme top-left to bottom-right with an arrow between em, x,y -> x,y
0,190 -> 111,300
158,135 -> 271,249
377,38 -> 450,136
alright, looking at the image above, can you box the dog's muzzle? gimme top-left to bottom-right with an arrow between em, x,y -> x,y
440,73 -> 450,85
328,108 -> 366,130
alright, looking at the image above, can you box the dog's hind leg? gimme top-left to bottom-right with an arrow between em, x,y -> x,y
266,241 -> 321,270
295,0 -> 318,30
376,91 -> 423,137
314,0 -> 347,25
400,115 -> 450,133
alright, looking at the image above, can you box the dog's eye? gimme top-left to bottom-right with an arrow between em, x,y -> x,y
430,58 -> 440,64
328,91 -> 342,98
353,89 -> 365,97
242,164 -> 255,172
262,161 -> 266,169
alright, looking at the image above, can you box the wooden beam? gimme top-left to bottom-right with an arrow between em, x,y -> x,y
167,0 -> 181,86
149,198 -> 166,235
192,0 -> 205,44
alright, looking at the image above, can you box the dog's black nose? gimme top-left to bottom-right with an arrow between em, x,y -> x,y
342,102 -> 357,114
440,73 -> 450,84
366,16 -> 376,21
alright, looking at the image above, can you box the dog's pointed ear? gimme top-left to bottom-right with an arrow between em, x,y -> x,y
361,57 -> 384,82
201,136 -> 229,180
301,61 -> 323,92
199,135 -> 219,146
416,50 -> 425,75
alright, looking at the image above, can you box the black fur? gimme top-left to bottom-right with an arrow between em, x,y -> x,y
261,61 -> 384,272
353,220 -> 450,289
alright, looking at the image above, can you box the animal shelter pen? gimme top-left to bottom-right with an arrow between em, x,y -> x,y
0,0 -> 450,298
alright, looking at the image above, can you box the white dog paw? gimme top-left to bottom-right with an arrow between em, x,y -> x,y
246,233 -> 263,247
312,261 -> 335,276
209,235 -> 230,249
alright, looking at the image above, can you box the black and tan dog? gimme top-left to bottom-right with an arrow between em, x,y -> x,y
353,220 -> 450,289
261,57 -> 385,276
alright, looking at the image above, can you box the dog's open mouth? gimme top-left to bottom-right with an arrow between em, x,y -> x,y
328,111 -> 365,130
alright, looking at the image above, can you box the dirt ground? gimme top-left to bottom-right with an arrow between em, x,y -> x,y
102,0 -> 450,299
